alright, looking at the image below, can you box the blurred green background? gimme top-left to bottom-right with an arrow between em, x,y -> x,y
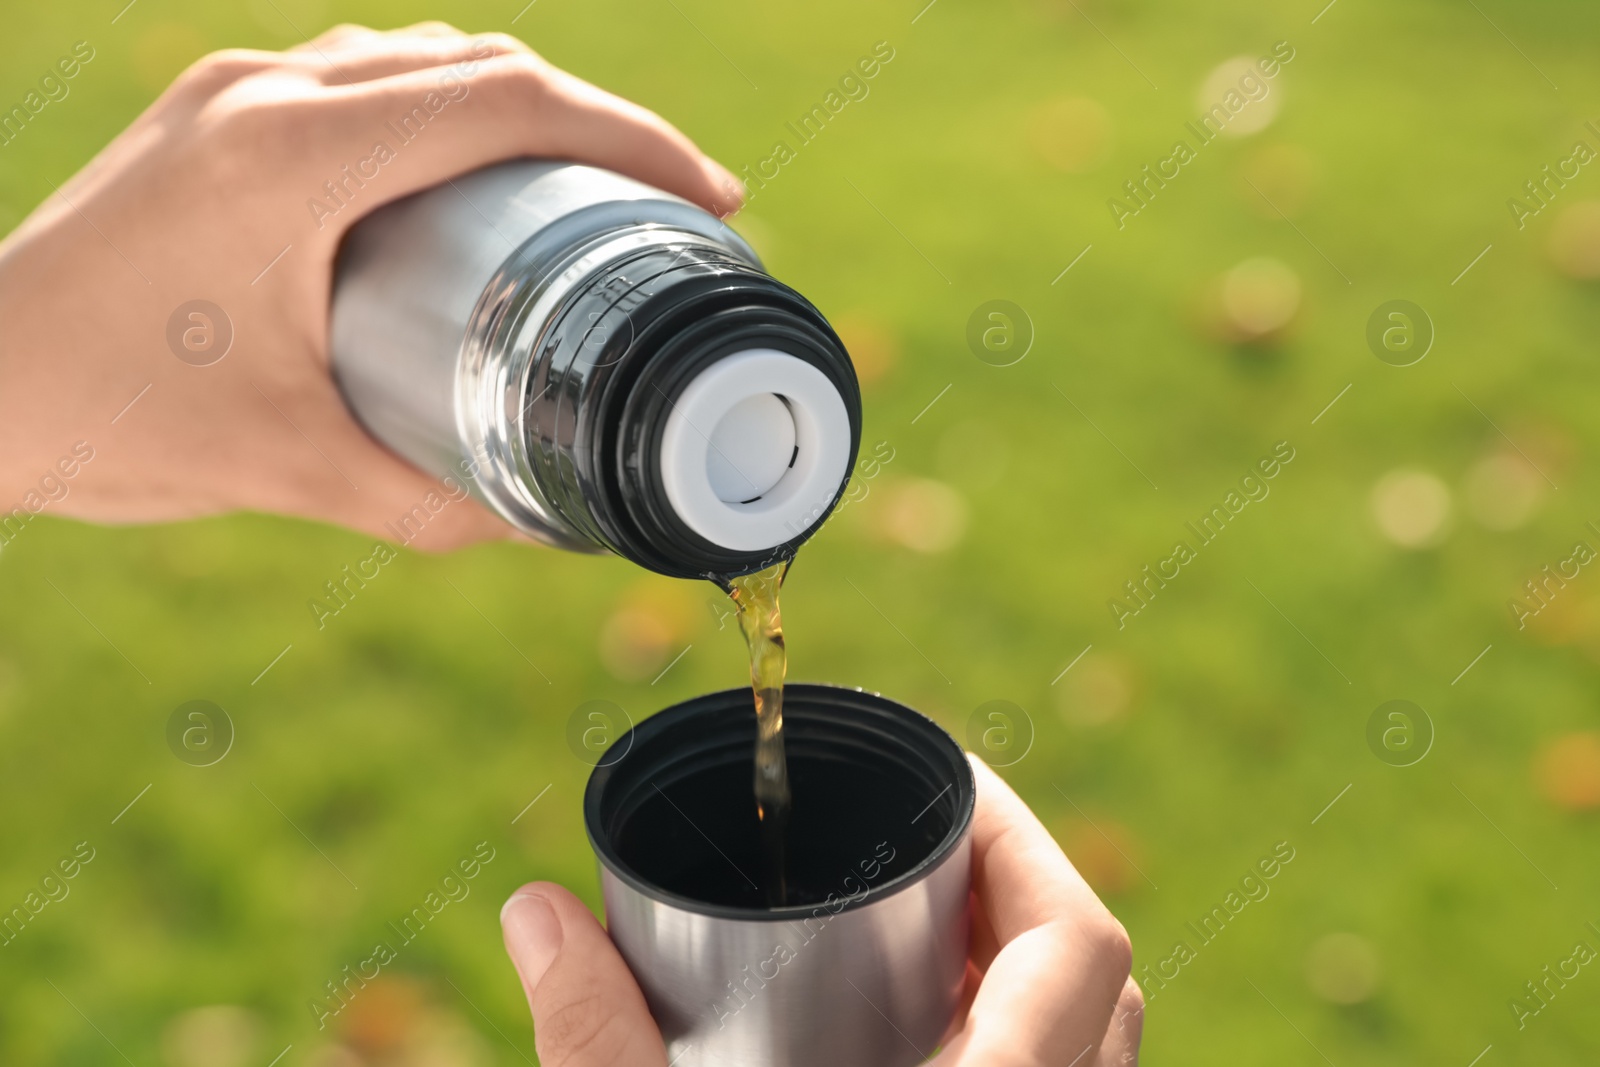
4,0 -> 1600,1063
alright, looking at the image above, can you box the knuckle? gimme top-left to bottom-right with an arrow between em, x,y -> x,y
194,48 -> 268,72
1086,913 -> 1134,978
316,23 -> 374,42
401,20 -> 463,35
472,31 -> 534,58
487,53 -> 555,107
505,51 -> 555,82
172,49 -> 276,96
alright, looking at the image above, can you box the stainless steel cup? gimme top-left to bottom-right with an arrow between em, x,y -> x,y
584,684 -> 975,1067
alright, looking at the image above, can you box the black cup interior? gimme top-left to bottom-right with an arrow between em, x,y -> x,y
585,684 -> 975,918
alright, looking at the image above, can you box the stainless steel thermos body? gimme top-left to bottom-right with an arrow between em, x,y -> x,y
586,686 -> 975,1067
330,160 -> 862,579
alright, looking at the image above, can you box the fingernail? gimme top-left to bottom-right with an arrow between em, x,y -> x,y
501,890 -> 563,991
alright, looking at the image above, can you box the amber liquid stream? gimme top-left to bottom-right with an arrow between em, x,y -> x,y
728,560 -> 791,905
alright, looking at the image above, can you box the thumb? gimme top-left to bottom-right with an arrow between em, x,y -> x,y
500,883 -> 667,1067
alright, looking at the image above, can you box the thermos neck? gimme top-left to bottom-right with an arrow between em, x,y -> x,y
521,237 -> 862,581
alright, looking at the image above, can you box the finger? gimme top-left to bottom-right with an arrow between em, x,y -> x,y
388,20 -> 469,38
1095,977 -> 1146,1065
941,756 -> 1132,1065
502,884 -> 668,1067
937,958 -> 982,1048
290,23 -> 379,51
293,19 -> 470,47
968,877 -> 1000,974
302,29 -> 533,85
315,53 -> 743,221
968,756 -> 1124,956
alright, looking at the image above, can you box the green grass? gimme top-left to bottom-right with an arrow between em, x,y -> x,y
4,0 -> 1600,1062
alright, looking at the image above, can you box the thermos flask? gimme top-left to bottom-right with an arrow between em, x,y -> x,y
586,685 -> 975,1067
330,160 -> 862,579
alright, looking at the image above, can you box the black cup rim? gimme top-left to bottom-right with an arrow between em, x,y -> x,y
584,683 -> 976,922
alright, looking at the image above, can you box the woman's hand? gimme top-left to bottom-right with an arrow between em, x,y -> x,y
499,755 -> 1144,1065
0,23 -> 741,549
936,756 -> 1145,1065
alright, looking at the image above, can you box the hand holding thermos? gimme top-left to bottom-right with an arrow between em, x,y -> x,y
0,22 -> 739,550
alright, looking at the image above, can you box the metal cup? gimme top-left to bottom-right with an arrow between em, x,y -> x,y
584,684 -> 974,1067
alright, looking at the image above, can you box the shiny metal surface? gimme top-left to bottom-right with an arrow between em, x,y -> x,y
329,160 -> 762,551
601,821 -> 972,1067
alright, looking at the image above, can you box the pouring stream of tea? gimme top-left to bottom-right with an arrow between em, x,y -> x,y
729,560 -> 790,906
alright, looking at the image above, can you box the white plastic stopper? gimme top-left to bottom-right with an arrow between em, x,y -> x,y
659,349 -> 851,552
